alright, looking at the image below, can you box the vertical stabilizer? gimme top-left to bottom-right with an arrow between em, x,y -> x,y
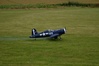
32,28 -> 38,36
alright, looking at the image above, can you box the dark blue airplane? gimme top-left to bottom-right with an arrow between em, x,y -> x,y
29,28 -> 66,39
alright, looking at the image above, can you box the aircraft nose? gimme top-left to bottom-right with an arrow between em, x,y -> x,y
63,28 -> 66,34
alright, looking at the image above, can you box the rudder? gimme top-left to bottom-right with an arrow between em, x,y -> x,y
32,28 -> 38,36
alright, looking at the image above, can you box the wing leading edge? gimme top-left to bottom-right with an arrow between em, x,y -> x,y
50,34 -> 59,39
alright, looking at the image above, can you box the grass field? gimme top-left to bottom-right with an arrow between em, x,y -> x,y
0,8 -> 99,66
0,0 -> 99,9
0,0 -> 99,5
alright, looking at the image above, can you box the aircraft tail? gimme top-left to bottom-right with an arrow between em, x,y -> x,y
32,28 -> 38,36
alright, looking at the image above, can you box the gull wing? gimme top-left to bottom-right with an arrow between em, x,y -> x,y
50,34 -> 59,38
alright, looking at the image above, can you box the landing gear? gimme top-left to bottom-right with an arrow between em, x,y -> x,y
50,36 -> 62,40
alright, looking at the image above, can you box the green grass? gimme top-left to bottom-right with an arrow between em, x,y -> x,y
0,2 -> 98,9
0,0 -> 99,5
0,4 -> 57,9
0,0 -> 99,9
0,8 -> 99,66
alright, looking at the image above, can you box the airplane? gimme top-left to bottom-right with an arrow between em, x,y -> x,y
29,28 -> 66,40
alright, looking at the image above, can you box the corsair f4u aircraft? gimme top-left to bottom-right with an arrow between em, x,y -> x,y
29,28 -> 66,39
